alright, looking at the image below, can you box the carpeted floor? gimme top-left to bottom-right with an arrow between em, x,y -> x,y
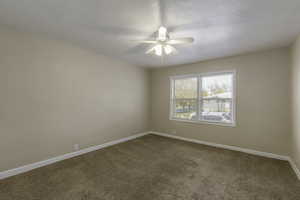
0,134 -> 300,200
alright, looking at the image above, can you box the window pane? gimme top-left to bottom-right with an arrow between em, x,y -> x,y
201,74 -> 233,98
174,77 -> 197,99
201,73 -> 233,123
174,99 -> 197,120
201,99 -> 232,123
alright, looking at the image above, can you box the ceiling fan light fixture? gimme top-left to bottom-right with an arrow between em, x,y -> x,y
164,45 -> 173,55
154,44 -> 163,56
137,26 -> 193,57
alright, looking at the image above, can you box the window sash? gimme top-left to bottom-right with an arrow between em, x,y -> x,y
170,71 -> 235,126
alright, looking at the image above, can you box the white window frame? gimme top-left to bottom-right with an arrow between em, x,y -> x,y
169,70 -> 236,127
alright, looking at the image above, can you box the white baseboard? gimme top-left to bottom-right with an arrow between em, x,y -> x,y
0,132 -> 149,180
288,158 -> 300,180
150,131 -> 300,180
150,132 -> 289,160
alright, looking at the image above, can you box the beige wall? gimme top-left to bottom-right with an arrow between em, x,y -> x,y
291,36 -> 300,169
151,48 -> 291,156
0,27 -> 150,171
0,25 -> 297,173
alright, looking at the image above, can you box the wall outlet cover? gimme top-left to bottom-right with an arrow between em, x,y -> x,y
73,144 -> 80,151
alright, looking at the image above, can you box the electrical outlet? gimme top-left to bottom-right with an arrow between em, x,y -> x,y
73,144 -> 80,151
171,130 -> 176,134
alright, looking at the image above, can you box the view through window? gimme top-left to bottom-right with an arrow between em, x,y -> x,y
170,71 -> 235,125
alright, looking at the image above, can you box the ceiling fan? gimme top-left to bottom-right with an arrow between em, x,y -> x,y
137,26 -> 194,56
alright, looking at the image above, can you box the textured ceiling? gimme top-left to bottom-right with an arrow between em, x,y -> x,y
0,0 -> 300,67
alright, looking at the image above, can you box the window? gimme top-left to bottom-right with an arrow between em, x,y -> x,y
170,71 -> 236,126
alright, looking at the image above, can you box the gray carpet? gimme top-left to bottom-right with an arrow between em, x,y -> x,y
0,134 -> 299,200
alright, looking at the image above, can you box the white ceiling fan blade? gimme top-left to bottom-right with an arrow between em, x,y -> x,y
170,45 -> 178,54
146,45 -> 164,56
133,40 -> 158,44
145,46 -> 156,54
167,37 -> 194,45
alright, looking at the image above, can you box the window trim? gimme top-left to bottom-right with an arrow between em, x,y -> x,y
169,70 -> 236,127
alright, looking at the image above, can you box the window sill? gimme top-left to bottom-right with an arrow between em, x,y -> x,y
169,118 -> 236,127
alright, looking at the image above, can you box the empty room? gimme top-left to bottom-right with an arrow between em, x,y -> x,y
1,0 -> 300,199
